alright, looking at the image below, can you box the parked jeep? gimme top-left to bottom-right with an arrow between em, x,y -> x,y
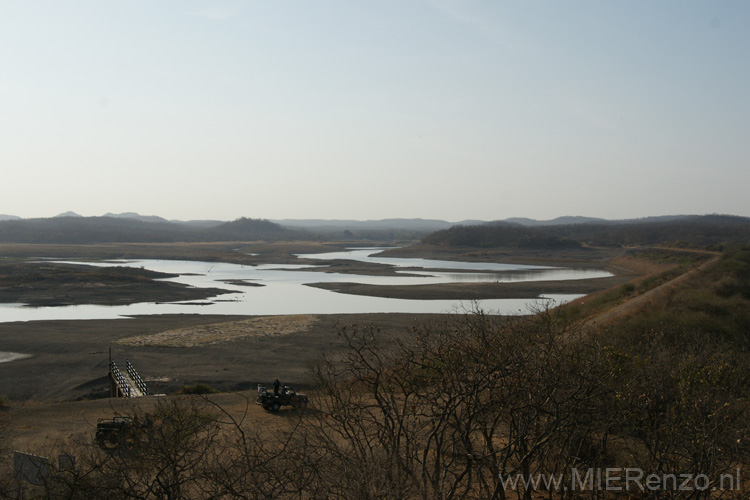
95,415 -> 153,450
256,385 -> 308,412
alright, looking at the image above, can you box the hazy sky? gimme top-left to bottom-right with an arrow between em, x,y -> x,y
2,1 -> 748,221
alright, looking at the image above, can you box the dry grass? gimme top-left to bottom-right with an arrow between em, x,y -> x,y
607,254 -> 677,276
116,314 -> 319,347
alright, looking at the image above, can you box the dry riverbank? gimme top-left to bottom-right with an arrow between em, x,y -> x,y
306,274 -> 631,300
0,313 -> 435,403
0,242 -> 655,405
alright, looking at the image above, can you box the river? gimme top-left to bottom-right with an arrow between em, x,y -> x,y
0,248 -> 612,322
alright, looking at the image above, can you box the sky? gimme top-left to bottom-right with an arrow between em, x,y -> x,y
1,1 -> 748,222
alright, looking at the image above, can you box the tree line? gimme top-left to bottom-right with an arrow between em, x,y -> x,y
423,215 -> 750,249
0,217 -> 294,244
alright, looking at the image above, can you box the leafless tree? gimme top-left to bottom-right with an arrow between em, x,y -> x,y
4,307 -> 747,500
304,306 -> 613,500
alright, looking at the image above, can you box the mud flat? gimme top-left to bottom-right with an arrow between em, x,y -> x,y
0,313 -> 434,403
376,244 -> 624,267
0,242 -> 650,404
0,260 -> 229,307
307,275 -> 631,300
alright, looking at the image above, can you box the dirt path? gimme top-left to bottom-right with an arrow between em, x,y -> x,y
584,253 -> 720,329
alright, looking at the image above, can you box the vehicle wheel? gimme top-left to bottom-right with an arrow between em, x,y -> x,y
100,432 -> 119,449
271,402 -> 281,412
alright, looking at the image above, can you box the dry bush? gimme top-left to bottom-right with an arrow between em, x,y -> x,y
2,302 -> 748,500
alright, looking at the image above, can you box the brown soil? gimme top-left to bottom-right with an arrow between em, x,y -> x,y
0,242 -> 329,264
117,315 -> 319,347
0,313 -> 431,403
0,242 -> 649,404
0,392 -> 288,458
377,244 -> 623,267
306,275 -> 631,300
0,260 -> 229,306
0,242 -> 631,305
0,311 -> 432,456
0,241 -> 663,456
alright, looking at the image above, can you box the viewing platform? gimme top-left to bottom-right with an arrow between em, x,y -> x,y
108,356 -> 149,398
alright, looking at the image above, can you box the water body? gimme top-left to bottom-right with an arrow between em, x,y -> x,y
0,351 -> 32,363
301,247 -> 610,282
0,248 -> 612,323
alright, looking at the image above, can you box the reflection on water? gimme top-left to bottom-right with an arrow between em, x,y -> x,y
0,248 -> 612,322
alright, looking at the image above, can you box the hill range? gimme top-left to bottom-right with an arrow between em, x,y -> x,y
0,212 -> 747,247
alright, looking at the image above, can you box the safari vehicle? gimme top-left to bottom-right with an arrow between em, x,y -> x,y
256,385 -> 308,412
95,415 -> 152,450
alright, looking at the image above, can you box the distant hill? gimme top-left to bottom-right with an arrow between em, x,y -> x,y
104,212 -> 170,224
501,216 -> 606,226
100,212 -> 228,227
0,216 -> 295,244
423,214 -> 750,249
210,217 -> 291,240
489,215 -> 696,227
101,212 -> 225,227
273,218 -> 455,232
4,213 -> 745,246
455,219 -> 489,227
423,224 -> 582,249
273,216 -> 691,232
173,219 -> 226,228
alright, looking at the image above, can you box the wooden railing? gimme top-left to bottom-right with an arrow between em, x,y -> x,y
126,359 -> 149,396
109,361 -> 131,398
110,360 -> 149,397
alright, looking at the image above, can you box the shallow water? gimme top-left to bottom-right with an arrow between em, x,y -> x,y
0,351 -> 32,363
0,248 -> 612,322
